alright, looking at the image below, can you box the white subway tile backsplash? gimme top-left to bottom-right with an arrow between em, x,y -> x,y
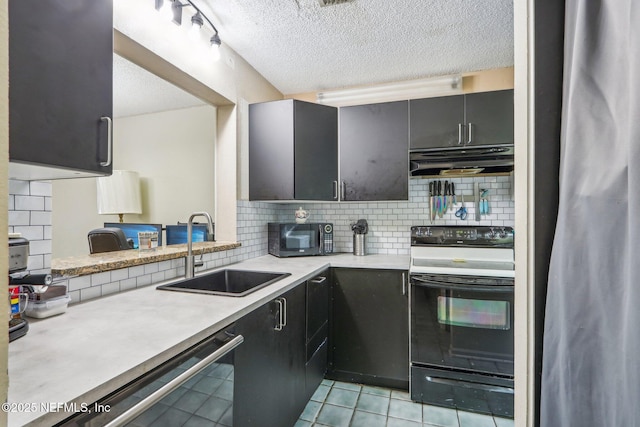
128,265 -> 146,278
30,211 -> 52,226
10,176 -> 514,304
68,276 -> 91,292
120,278 -> 138,292
9,180 -> 30,195
110,268 -> 129,282
91,271 -> 111,287
102,282 -> 121,296
29,181 -> 52,196
15,195 -> 45,211
80,286 -> 102,302
144,263 -> 159,275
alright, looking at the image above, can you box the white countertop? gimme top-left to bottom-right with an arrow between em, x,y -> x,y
8,253 -> 408,427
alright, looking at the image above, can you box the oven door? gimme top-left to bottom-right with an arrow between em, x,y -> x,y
410,274 -> 514,377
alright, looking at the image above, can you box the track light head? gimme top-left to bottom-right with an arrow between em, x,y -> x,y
210,33 -> 222,60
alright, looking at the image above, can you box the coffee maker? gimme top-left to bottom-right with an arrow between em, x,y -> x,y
9,236 -> 31,341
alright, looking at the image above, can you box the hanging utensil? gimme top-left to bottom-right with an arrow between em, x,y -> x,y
429,181 -> 434,224
442,180 -> 448,213
451,182 -> 456,205
455,193 -> 467,220
479,189 -> 490,215
437,180 -> 443,218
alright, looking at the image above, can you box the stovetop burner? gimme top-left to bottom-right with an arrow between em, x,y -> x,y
410,226 -> 515,278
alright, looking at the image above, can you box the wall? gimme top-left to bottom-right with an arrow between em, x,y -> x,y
52,105 -> 217,259
1,1 -> 9,420
275,176 -> 514,255
21,174 -> 513,304
51,201 -> 281,304
8,180 -> 52,273
113,0 -> 284,242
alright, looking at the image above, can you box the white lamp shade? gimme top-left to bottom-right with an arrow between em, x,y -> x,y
97,170 -> 142,215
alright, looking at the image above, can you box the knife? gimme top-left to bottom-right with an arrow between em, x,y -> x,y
428,181 -> 434,223
437,180 -> 443,218
442,181 -> 448,213
451,182 -> 456,206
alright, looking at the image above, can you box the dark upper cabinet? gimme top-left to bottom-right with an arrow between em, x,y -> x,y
328,268 -> 409,390
410,89 -> 514,149
234,283 -> 306,427
410,95 -> 464,148
249,99 -> 338,201
339,101 -> 409,201
9,0 -> 114,180
464,89 -> 514,146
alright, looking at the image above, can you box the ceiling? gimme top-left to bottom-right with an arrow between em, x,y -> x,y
113,0 -> 514,117
202,0 -> 514,94
113,54 -> 206,118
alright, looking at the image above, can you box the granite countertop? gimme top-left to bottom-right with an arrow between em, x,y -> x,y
51,241 -> 241,276
8,253 -> 409,427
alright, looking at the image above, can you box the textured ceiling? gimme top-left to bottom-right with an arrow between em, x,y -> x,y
113,0 -> 514,115
200,0 -> 514,94
113,54 -> 205,118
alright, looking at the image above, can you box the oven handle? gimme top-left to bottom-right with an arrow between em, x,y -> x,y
103,335 -> 243,427
425,375 -> 514,394
411,276 -> 513,294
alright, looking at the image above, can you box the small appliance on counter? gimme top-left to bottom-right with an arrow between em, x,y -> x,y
9,236 -> 31,342
351,219 -> 368,256
268,222 -> 333,257
8,236 -> 71,341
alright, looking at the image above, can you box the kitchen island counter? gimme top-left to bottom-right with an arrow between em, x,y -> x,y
8,253 -> 408,427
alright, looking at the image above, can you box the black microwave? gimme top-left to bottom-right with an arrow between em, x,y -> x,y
268,223 -> 334,257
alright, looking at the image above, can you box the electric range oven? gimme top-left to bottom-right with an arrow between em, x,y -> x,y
409,226 -> 515,418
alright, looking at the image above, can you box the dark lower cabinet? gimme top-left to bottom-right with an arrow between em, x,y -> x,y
234,283 -> 306,427
305,270 -> 330,400
328,268 -> 409,390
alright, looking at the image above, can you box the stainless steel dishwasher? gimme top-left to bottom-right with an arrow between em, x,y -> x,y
57,324 -> 243,427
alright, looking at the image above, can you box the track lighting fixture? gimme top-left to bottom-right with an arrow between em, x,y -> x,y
210,33 -> 221,60
154,0 -> 222,60
189,11 -> 204,40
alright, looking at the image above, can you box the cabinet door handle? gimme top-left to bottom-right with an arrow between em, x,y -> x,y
458,123 -> 464,145
274,298 -> 284,331
99,116 -> 113,167
340,181 -> 346,200
332,181 -> 338,200
402,272 -> 407,296
310,276 -> 327,284
281,297 -> 287,328
466,122 -> 474,145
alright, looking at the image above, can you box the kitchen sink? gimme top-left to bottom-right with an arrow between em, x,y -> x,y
156,269 -> 291,297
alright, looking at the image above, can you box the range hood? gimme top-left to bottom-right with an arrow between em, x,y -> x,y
410,145 -> 514,177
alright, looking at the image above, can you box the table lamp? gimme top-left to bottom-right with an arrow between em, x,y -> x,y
97,170 -> 142,223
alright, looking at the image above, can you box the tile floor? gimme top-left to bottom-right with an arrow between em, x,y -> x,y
295,380 -> 514,427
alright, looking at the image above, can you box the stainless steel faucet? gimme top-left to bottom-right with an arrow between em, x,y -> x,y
185,211 -> 215,279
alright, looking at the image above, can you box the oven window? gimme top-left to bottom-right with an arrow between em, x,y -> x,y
437,296 -> 510,330
285,229 -> 317,249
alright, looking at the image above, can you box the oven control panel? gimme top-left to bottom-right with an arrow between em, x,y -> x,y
411,226 -> 514,248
